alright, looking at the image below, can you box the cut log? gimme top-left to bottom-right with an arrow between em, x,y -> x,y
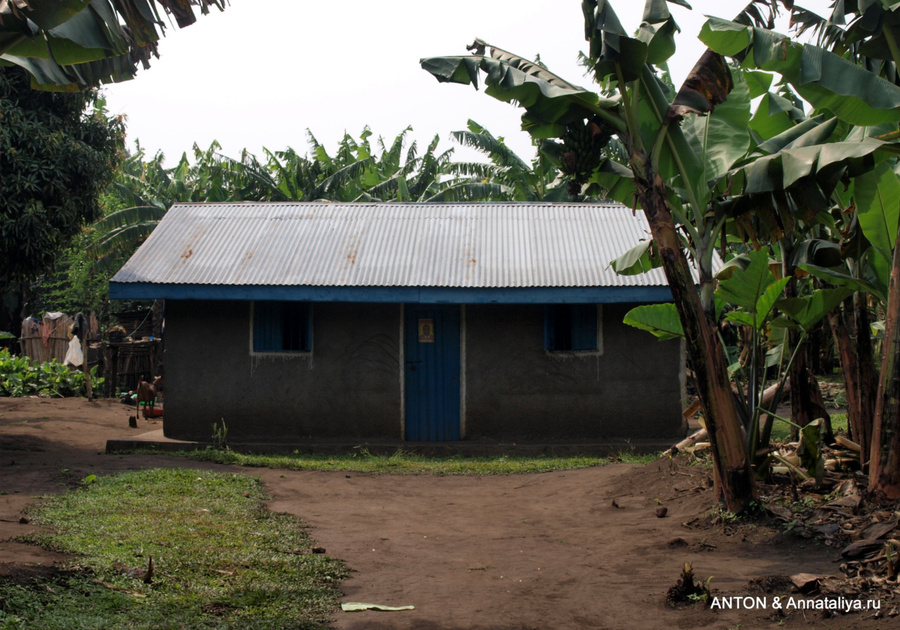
682,399 -> 702,419
835,436 -> 861,453
666,428 -> 708,456
761,379 -> 790,406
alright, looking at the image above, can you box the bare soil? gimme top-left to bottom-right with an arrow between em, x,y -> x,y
0,397 -> 894,629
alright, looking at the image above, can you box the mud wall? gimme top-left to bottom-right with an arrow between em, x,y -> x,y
163,300 -> 684,443
163,300 -> 401,442
463,304 -> 684,440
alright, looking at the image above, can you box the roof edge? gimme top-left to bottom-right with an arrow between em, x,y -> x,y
109,283 -> 674,305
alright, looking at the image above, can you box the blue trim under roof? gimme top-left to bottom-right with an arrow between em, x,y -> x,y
108,282 -> 674,304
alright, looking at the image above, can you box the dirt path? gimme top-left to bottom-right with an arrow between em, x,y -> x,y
0,397 -> 883,629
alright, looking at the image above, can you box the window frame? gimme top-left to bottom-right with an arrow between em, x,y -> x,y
250,301 -> 313,355
544,304 -> 603,354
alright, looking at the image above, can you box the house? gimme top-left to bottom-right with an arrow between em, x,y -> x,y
109,202 -> 687,446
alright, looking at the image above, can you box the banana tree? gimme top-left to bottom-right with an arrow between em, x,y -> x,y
800,159 -> 898,471
303,127 -> 496,203
422,0 -> 900,510
626,247 -> 850,463
849,160 -> 900,492
0,0 -> 226,90
715,250 -> 791,460
423,0 -> 770,511
89,205 -> 166,271
719,114 -> 900,448
447,119 -> 570,201
700,3 -> 900,498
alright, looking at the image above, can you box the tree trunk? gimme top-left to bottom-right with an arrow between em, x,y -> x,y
787,342 -> 834,444
829,303 -> 862,439
855,294 -> 878,469
0,282 -> 26,343
634,158 -> 757,513
787,324 -> 812,438
783,257 -> 834,443
870,221 -> 900,498
828,296 -> 875,471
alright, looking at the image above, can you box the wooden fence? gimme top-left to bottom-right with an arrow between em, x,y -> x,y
19,313 -> 74,364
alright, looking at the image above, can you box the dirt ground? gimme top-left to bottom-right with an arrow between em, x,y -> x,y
0,397 -> 892,629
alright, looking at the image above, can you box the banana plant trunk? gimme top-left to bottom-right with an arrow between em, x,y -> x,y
855,296 -> 878,467
786,320 -> 835,443
782,252 -> 833,443
870,223 -> 900,499
828,296 -> 875,471
633,155 -> 757,512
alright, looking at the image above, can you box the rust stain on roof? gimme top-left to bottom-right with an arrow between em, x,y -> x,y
345,239 -> 359,267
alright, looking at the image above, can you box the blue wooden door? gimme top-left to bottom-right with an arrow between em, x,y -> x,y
404,305 -> 461,441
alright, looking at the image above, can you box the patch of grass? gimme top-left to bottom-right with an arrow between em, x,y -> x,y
173,448 -> 659,475
0,468 -> 346,629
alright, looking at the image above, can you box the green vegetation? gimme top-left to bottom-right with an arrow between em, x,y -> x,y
35,123 -> 570,323
768,413 -> 849,444
0,1 -> 225,91
0,348 -> 102,397
0,468 -> 346,630
180,448 -> 657,475
0,66 -> 123,335
422,0 -> 900,507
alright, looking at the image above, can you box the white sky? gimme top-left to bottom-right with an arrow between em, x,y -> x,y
101,0 -> 833,166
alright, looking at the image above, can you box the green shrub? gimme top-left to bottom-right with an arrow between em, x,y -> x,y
0,348 -> 102,397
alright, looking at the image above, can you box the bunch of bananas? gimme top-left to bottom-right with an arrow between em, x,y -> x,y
562,116 -> 613,196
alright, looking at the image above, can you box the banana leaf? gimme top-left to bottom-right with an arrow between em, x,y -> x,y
715,248 -> 790,329
700,17 -> 900,125
741,139 -> 893,195
421,40 -> 623,139
679,66 -> 751,190
582,0 -> 649,82
94,206 -> 166,231
855,161 -> 900,264
798,264 -> 883,302
0,0 -> 225,89
623,303 -> 685,340
610,239 -> 661,275
774,287 -> 854,332
748,91 -> 806,139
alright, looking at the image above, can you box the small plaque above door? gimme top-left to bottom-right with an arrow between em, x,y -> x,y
418,319 -> 435,343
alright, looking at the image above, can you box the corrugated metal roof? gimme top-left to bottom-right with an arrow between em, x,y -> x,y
111,202 -> 670,289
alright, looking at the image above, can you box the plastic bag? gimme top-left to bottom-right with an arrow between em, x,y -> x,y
65,335 -> 83,367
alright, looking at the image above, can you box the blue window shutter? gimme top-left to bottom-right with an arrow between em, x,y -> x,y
253,302 -> 282,352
